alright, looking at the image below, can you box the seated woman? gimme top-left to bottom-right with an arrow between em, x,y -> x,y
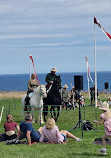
39,118 -> 82,144
27,73 -> 39,96
3,114 -> 20,140
25,73 -> 39,106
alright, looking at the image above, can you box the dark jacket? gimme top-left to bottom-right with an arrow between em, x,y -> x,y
45,73 -> 56,84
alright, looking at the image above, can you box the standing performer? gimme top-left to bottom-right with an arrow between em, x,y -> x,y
90,86 -> 98,105
61,84 -> 70,110
94,101 -> 111,155
45,67 -> 57,89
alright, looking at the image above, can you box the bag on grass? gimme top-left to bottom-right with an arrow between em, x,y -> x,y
82,120 -> 93,130
95,137 -> 109,142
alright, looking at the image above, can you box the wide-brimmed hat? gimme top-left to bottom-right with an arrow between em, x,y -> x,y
63,84 -> 69,88
99,101 -> 110,111
51,67 -> 57,72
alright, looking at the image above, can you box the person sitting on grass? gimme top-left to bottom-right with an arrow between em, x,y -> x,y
39,118 -> 82,144
3,114 -> 20,141
94,101 -> 111,155
17,114 -> 43,145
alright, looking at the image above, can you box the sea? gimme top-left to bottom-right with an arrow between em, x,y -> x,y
0,71 -> 111,92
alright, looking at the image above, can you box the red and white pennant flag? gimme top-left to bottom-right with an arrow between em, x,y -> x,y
85,56 -> 94,84
94,17 -> 111,41
29,54 -> 40,85
85,56 -> 94,99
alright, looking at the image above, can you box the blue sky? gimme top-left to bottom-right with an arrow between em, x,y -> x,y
0,0 -> 111,74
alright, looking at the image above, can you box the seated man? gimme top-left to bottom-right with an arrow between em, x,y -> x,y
17,114 -> 42,145
45,67 -> 57,89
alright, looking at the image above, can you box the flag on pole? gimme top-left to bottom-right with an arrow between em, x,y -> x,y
85,56 -> 94,99
29,54 -> 40,85
94,17 -> 111,40
85,56 -> 94,84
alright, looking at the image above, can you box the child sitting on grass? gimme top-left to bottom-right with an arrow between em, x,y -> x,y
39,118 -> 82,144
94,101 -> 111,155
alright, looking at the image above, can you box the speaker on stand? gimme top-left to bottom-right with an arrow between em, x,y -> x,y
74,75 -> 83,91
69,76 -> 84,138
69,76 -> 95,137
105,82 -> 109,93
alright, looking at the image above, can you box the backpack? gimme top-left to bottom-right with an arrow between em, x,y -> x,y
82,120 -> 93,130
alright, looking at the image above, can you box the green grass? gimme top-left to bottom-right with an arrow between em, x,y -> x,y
0,98 -> 110,158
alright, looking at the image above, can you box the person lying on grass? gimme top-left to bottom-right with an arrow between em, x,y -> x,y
39,118 -> 82,144
17,114 -> 43,145
94,101 -> 111,155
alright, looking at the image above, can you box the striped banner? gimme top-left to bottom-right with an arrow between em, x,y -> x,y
94,17 -> 111,40
29,54 -> 40,85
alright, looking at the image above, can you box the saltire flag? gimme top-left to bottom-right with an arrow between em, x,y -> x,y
94,17 -> 111,40
29,54 -> 40,85
85,56 -> 94,99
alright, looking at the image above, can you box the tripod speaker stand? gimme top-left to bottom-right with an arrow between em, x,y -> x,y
69,76 -> 83,138
69,97 -> 83,138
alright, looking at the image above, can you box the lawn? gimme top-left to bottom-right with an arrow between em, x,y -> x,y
0,97 -> 110,158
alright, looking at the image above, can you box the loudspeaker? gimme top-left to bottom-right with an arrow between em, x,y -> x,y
74,75 -> 83,90
105,83 -> 109,89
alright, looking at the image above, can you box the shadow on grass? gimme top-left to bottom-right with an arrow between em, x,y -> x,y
67,152 -> 106,157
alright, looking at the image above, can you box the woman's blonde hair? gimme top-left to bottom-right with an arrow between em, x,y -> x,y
46,118 -> 55,129
6,114 -> 13,122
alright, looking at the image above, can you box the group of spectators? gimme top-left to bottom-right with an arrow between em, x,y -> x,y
61,85 -> 85,110
0,114 -> 82,145
1,101 -> 111,155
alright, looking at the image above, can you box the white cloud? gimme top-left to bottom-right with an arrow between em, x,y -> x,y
0,41 -> 81,48
0,33 -> 74,40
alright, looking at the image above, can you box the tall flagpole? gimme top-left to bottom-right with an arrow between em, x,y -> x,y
94,21 -> 97,108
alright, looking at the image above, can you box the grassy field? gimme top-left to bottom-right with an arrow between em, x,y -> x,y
0,92 -> 111,158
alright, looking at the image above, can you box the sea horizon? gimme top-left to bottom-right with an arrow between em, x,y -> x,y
0,71 -> 111,76
0,70 -> 111,76
0,71 -> 111,92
